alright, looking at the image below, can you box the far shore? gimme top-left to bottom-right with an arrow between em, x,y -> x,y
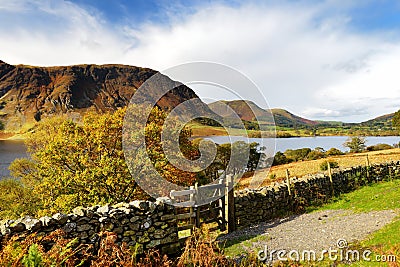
0,132 -> 26,141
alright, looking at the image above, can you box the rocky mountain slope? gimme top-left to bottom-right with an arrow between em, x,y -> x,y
0,61 -> 212,131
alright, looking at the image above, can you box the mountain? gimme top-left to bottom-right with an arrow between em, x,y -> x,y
208,100 -> 319,127
0,60 -> 214,131
208,100 -> 274,123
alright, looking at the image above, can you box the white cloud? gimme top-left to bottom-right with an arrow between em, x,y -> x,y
0,0 -> 400,122
0,0 -> 129,66
302,108 -> 341,118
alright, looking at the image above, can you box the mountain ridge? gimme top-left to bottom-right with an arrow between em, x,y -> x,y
0,60 -> 214,131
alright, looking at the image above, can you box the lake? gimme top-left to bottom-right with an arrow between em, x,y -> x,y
0,140 -> 27,178
201,135 -> 400,155
1,136 -> 400,179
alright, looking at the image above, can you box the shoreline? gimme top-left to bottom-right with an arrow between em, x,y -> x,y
0,132 -> 26,141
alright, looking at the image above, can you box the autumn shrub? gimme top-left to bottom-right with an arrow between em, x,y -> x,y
0,230 -> 175,267
177,226 -> 233,267
319,160 -> 339,171
90,231 -> 173,267
0,178 -> 42,219
0,230 -> 91,267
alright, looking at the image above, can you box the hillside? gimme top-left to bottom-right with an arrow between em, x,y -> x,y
208,100 -> 319,127
270,108 -> 318,127
361,112 -> 394,127
0,60 -> 214,131
208,100 -> 274,123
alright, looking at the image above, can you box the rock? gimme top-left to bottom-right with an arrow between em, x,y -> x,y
129,201 -> 149,210
112,203 -> 130,209
153,229 -> 167,239
142,220 -> 151,229
40,216 -> 57,227
53,213 -> 68,225
22,218 -> 42,231
138,233 -> 150,243
9,222 -> 26,232
63,222 -> 77,233
97,204 -> 111,214
99,217 -> 109,223
72,206 -> 86,217
77,224 -> 92,232
123,230 -> 136,237
147,239 -> 161,248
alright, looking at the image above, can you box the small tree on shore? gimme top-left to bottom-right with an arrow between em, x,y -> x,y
343,136 -> 366,153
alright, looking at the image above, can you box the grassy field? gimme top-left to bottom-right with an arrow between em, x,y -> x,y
238,148 -> 400,189
189,121 -> 400,138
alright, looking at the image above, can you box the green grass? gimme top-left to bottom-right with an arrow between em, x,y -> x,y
311,179 -> 400,213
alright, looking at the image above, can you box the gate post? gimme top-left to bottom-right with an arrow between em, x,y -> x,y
219,178 -> 226,231
226,175 -> 236,233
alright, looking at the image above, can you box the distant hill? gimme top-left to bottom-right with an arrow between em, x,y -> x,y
269,108 -> 318,127
0,60 -> 216,131
208,100 -> 319,127
208,100 -> 274,124
360,113 -> 394,127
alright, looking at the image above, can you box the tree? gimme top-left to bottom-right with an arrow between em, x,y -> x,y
306,149 -> 326,160
284,148 -> 311,162
247,142 -> 263,171
272,151 -> 290,166
393,109 -> 400,128
326,148 -> 344,156
0,178 -> 42,219
10,106 -> 198,215
343,136 -> 366,153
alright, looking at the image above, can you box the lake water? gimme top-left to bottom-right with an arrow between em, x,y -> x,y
201,135 -> 400,155
0,140 -> 27,178
1,136 -> 400,179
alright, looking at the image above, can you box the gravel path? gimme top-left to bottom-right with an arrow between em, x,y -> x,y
218,209 -> 398,254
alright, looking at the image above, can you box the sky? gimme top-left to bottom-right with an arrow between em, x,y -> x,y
1,0 -> 400,123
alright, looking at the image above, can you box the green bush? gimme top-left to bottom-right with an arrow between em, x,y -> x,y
320,160 -> 339,171
366,143 -> 393,151
22,244 -> 43,267
326,147 -> 344,156
284,148 -> 311,162
307,148 -> 326,160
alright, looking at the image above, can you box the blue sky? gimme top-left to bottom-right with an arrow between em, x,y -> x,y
1,0 -> 400,122
68,0 -> 400,33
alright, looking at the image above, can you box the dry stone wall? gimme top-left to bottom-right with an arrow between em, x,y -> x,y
234,162 -> 400,228
0,198 -> 180,254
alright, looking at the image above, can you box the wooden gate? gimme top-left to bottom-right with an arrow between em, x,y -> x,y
170,177 -> 233,240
